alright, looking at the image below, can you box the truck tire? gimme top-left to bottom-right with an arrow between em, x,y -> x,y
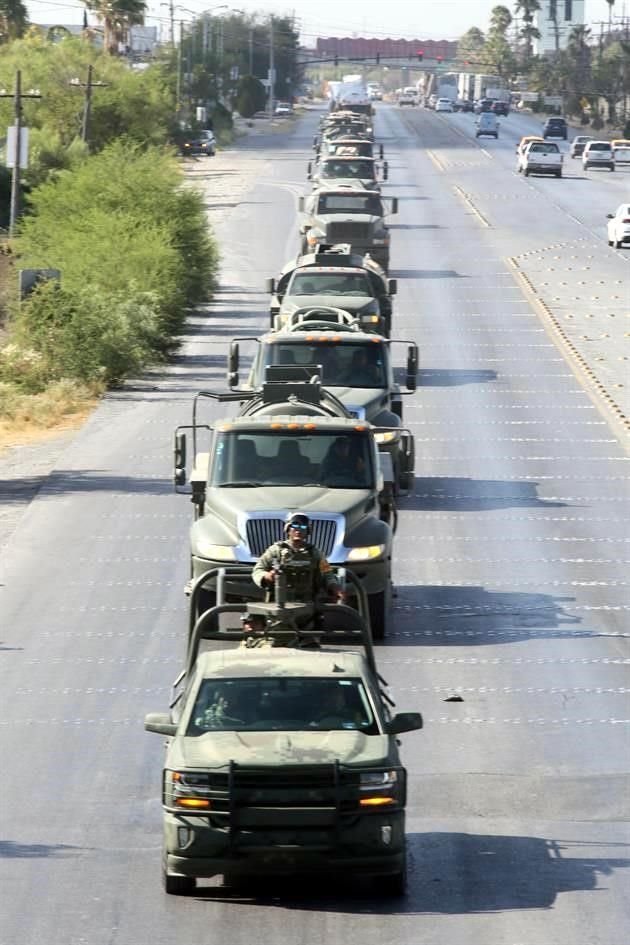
379,863 -> 407,897
523,168 -> 530,177
556,170 -> 562,178
368,589 -> 388,641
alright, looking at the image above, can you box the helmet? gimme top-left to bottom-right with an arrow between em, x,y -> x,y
284,512 -> 311,537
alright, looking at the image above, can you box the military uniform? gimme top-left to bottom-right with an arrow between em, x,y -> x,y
252,540 -> 339,602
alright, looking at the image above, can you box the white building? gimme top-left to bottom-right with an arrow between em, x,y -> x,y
533,0 -> 585,54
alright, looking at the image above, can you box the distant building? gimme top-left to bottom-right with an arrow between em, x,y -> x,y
533,0 -> 585,54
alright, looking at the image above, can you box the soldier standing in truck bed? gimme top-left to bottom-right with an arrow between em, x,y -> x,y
252,513 -> 344,603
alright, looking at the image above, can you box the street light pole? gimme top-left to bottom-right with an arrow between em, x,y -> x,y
269,15 -> 275,118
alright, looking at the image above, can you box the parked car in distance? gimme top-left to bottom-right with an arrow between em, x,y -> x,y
491,100 -> 509,116
543,117 -> 568,139
274,101 -> 293,116
435,98 -> 454,113
476,112 -> 499,138
570,135 -> 592,158
583,140 -> 615,171
606,205 -> 630,248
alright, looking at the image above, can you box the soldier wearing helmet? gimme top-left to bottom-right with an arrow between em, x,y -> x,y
252,513 -> 344,603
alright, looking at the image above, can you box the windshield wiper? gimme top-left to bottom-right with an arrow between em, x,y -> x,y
217,481 -> 263,488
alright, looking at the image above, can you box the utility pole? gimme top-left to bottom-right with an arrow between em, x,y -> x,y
269,15 -> 275,118
0,71 -> 41,237
169,0 -> 175,45
176,19 -> 183,120
249,27 -> 253,74
70,65 -> 108,146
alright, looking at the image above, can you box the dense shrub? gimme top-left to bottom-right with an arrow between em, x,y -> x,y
235,75 -> 267,118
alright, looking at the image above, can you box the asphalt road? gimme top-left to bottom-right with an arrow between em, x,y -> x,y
0,104 -> 628,945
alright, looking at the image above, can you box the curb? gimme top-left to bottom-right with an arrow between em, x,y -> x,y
506,256 -> 630,451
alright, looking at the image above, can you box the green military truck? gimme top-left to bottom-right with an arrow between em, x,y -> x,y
145,569 -> 423,896
174,369 -> 410,637
308,154 -> 387,191
266,247 -> 397,336
227,317 -> 417,489
298,186 -> 397,271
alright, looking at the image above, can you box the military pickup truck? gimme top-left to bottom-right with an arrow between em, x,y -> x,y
175,369 -> 407,637
145,568 -> 423,896
227,320 -> 417,489
298,186 -> 397,270
266,247 -> 397,336
308,155 -> 387,191
318,137 -> 384,161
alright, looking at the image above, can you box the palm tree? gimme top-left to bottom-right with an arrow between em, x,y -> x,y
85,0 -> 147,55
515,0 -> 541,62
490,5 -> 512,35
0,0 -> 28,42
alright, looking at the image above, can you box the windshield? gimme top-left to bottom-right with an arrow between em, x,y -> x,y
321,160 -> 375,179
289,272 -> 372,297
187,677 -> 379,734
318,195 -> 383,214
210,430 -> 374,488
261,342 -> 387,388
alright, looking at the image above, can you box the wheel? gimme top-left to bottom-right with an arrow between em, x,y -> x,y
523,168 -> 530,177
610,165 -> 615,172
583,163 -> 589,171
608,238 -> 613,246
368,589 -> 389,641
615,239 -> 623,249
556,170 -> 562,178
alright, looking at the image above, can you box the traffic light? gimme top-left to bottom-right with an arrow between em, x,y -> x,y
417,50 -> 424,61
436,55 -> 443,63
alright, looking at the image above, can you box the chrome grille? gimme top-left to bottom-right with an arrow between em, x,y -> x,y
245,517 -> 338,557
328,222 -> 371,242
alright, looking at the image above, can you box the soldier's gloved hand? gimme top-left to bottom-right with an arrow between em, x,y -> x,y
263,570 -> 276,586
329,586 -> 346,603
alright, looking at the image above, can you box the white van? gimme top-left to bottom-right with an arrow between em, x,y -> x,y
476,112 -> 499,138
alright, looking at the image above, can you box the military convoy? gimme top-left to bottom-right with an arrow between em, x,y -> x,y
146,97 -> 425,898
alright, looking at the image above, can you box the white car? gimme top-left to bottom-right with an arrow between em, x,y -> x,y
398,87 -> 418,106
583,140 -> 615,171
435,98 -> 453,113
607,204 -> 630,248
274,101 -> 293,116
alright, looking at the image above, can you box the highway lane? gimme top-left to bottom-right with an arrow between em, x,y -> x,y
0,105 -> 628,945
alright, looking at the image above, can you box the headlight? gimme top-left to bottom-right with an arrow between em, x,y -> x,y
196,542 -> 236,561
165,770 -> 212,809
374,430 -> 397,444
347,544 -> 385,561
307,229 -> 324,245
360,770 -> 398,790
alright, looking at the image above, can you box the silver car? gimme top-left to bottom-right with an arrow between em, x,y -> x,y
583,140 -> 614,172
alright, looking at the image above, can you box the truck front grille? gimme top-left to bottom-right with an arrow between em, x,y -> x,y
246,518 -> 338,557
328,222 -> 371,242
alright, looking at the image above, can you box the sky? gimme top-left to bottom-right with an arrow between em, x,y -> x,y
24,0 -> 625,42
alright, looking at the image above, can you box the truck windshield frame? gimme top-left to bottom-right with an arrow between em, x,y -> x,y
209,430 -> 376,489
261,341 -> 388,389
289,271 -> 373,297
185,676 -> 380,735
317,195 -> 383,215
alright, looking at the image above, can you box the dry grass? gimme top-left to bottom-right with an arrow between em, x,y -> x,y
0,378 -> 101,451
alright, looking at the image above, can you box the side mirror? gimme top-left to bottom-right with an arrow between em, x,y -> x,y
174,432 -> 187,486
606,213 -> 614,219
391,197 -> 398,215
387,712 -> 423,735
388,278 -> 397,296
265,277 -> 276,294
144,713 -> 177,736
228,341 -> 239,388
298,196 -> 305,212
406,345 -> 418,391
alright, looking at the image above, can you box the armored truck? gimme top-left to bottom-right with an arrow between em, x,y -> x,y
175,370 -> 403,637
266,248 -> 397,336
298,186 -> 397,270
227,322 -> 417,489
145,570 -> 423,896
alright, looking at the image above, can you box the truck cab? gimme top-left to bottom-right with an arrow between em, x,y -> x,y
308,155 -> 386,191
298,187 -> 396,270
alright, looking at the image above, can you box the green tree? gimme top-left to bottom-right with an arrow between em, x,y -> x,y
457,26 -> 485,64
84,0 -> 146,55
235,74 -> 266,118
0,0 -> 28,42
515,0 -> 541,63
